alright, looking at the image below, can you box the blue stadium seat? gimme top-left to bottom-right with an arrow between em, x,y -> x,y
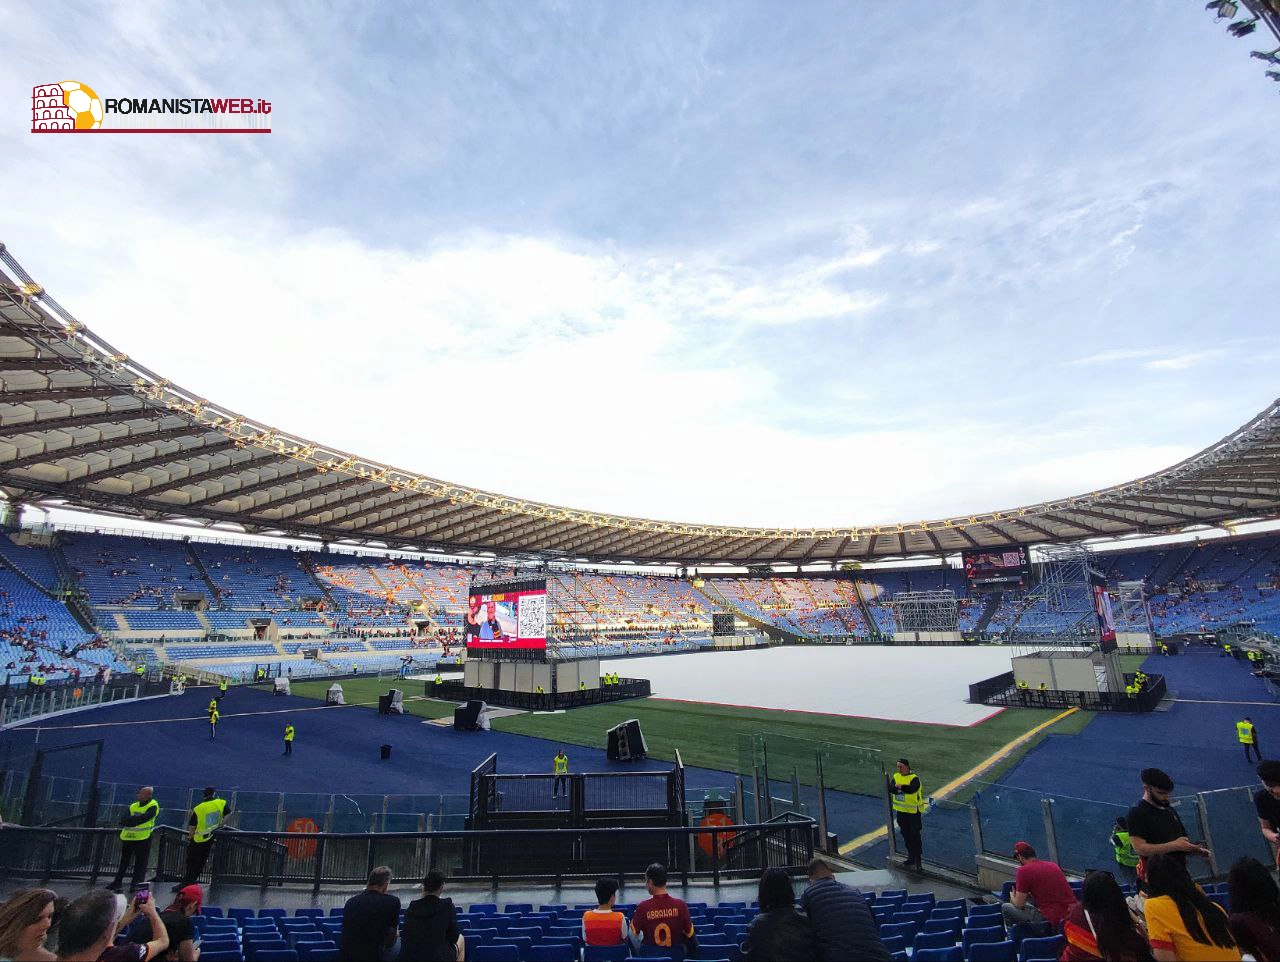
963,926 -> 1007,953
203,907 -> 227,918
914,949 -> 962,962
294,909 -> 325,920
968,941 -> 1017,962
468,927 -> 500,945
229,909 -> 257,926
877,934 -> 905,954
583,946 -> 631,962
914,931 -> 958,953
505,903 -> 534,914
922,918 -> 962,940
470,903 -> 499,915
258,909 -> 288,921
879,922 -> 918,945
199,952 -> 243,962
254,952 -> 298,962
539,905 -> 568,914
507,926 -> 543,944
473,947 -> 521,962
492,936 -> 533,958
1007,922 -> 1048,947
1018,935 -> 1064,962
297,948 -> 337,962
527,947 -> 577,962
935,899 -> 967,917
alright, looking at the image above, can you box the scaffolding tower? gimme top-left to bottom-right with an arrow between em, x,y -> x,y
1005,544 -> 1101,654
891,590 -> 959,633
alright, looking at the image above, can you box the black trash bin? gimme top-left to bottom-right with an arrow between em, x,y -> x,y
380,744 -> 392,760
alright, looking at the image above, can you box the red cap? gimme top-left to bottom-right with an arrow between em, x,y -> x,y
174,884 -> 203,910
1013,841 -> 1034,858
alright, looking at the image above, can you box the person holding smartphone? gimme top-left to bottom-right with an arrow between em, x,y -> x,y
53,889 -> 168,962
127,886 -> 202,962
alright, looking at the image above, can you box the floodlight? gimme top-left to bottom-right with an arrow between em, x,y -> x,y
1229,17 -> 1259,35
1268,69 -> 1280,79
1251,48 -> 1280,63
1207,0 -> 1239,16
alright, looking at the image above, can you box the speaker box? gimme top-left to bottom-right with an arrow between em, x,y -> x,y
454,700 -> 484,731
606,718 -> 648,761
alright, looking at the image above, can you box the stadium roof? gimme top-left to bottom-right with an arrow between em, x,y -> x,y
2,244 -> 1278,567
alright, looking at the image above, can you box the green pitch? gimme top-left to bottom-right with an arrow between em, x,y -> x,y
288,677 -> 1091,791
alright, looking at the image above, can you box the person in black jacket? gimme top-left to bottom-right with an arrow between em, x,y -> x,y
742,867 -> 817,962
399,870 -> 463,962
800,857 -> 894,962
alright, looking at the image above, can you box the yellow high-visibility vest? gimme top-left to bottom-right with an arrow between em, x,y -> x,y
120,799 -> 159,841
284,725 -> 295,742
1238,721 -> 1256,745
891,771 -> 924,814
192,797 -> 227,843
554,754 -> 569,775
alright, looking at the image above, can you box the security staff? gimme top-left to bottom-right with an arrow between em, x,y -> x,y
1238,716 -> 1261,763
553,749 -> 570,797
109,785 -> 159,892
889,758 -> 925,872
1160,642 -> 1170,656
256,667 -> 266,681
579,681 -> 586,692
217,679 -> 228,700
433,674 -> 443,687
209,705 -> 219,739
1111,816 -> 1139,882
283,722 -> 295,756
208,697 -> 218,715
135,664 -> 146,678
178,787 -> 231,887
1224,643 -> 1234,659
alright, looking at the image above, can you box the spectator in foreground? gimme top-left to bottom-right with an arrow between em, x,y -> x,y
630,863 -> 697,961
399,870 -> 463,962
1228,856 -> 1280,961
55,889 -> 168,962
1143,854 -> 1240,961
1127,768 -> 1211,887
799,858 -> 892,962
742,868 -> 817,962
339,866 -> 401,962
128,885 -> 201,962
1061,871 -> 1153,962
1001,841 -> 1077,929
0,888 -> 57,962
581,878 -> 626,947
1253,760 -> 1280,862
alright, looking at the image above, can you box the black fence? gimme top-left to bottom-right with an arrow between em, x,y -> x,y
0,817 -> 817,890
426,677 -> 650,711
969,671 -> 1167,713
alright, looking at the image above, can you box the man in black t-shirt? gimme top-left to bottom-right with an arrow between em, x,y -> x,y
340,866 -> 401,962
1253,760 -> 1280,865
1126,767 -> 1210,888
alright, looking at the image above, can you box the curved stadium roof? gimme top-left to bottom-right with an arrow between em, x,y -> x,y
1,243 -> 1278,566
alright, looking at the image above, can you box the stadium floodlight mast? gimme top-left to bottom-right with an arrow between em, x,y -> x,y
1205,0 -> 1280,91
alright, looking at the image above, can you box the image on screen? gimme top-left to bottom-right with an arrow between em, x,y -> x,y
463,579 -> 548,651
963,547 -> 1030,586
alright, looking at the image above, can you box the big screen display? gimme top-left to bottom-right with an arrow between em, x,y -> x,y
463,579 -> 547,651
1090,571 -> 1118,651
962,546 -> 1031,586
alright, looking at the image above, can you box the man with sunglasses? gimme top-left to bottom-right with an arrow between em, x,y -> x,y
1125,768 -> 1210,889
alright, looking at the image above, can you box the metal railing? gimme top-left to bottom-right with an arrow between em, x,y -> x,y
968,672 -> 1167,712
0,816 -> 817,890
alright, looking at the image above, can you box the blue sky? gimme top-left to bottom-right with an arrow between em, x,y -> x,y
4,1 -> 1279,530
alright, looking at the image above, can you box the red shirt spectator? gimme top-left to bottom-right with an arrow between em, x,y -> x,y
1009,842 -> 1077,928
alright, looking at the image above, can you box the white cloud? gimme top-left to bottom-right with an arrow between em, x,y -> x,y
1142,350 -> 1225,371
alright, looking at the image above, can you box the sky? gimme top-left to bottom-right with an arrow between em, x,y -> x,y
4,1 -> 1279,532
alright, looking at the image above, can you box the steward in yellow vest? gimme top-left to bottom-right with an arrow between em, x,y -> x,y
889,759 -> 924,871
218,679 -> 228,698
1239,717 -> 1261,763
284,723 -> 295,756
180,788 -> 231,886
109,786 -> 159,891
209,706 -> 219,739
553,749 -> 570,798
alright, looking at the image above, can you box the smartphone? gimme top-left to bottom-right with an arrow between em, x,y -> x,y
134,888 -> 150,904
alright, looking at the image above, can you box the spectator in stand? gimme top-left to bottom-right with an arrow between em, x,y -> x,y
1253,760 -> 1280,863
55,889 -> 168,962
1227,857 -> 1280,961
339,866 -> 400,962
630,863 -> 698,961
742,868 -> 817,962
399,871 -> 463,962
582,878 -> 627,947
1143,854 -> 1240,961
0,888 -> 57,962
1001,841 -> 1077,928
1061,871 -> 1152,962
799,857 -> 891,962
1127,768 -> 1211,888
127,885 -> 201,962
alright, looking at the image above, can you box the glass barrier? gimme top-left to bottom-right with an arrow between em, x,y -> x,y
1198,786 -> 1273,876
923,797 -> 979,875
1045,793 -> 1129,875
974,783 -> 1048,858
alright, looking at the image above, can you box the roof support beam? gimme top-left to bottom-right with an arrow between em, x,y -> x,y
283,483 -> 396,522
1,386 -> 128,402
0,357 -> 79,371
364,502 -> 495,539
1,422 -> 200,471
192,465 -> 321,505
141,451 -> 291,499
862,533 -> 879,558
0,408 -> 151,437
254,475 -> 373,515
81,439 -> 237,483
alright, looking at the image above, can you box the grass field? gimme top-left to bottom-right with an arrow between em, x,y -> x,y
288,677 -> 1092,795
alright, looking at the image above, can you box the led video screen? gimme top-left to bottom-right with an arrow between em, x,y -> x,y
963,546 -> 1031,586
463,578 -> 547,651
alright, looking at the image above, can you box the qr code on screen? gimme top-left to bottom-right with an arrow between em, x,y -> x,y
518,593 -> 547,640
